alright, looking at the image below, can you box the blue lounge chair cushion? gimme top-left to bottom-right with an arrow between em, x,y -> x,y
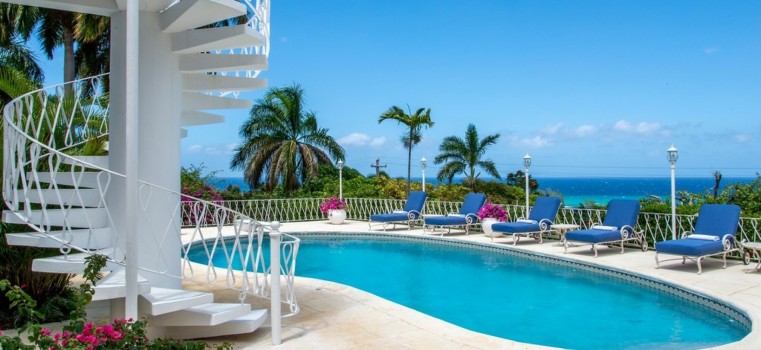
370,213 -> 412,222
425,215 -> 471,226
565,199 -> 640,244
692,204 -> 741,237
370,191 -> 427,223
459,193 -> 487,215
492,196 -> 561,234
402,191 -> 428,214
655,239 -> 725,256
599,199 -> 640,228
424,193 -> 485,228
565,229 -> 622,243
492,222 -> 541,233
527,196 -> 562,222
654,204 -> 741,256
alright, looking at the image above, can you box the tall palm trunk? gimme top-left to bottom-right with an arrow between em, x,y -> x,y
62,14 -> 75,96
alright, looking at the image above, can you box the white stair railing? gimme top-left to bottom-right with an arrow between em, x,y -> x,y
2,73 -> 299,328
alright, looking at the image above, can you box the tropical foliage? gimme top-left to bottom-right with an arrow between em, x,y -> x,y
0,257 -> 232,349
434,123 -> 500,190
505,170 -> 539,193
378,105 -> 434,194
230,84 -> 345,195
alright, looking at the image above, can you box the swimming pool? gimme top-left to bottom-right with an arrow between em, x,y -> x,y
186,233 -> 750,349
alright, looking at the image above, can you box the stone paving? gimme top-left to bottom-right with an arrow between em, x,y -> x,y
191,220 -> 761,349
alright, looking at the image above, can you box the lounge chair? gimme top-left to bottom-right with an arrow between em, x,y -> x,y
490,196 -> 561,244
368,191 -> 428,231
655,204 -> 743,274
564,199 -> 647,257
424,193 -> 486,236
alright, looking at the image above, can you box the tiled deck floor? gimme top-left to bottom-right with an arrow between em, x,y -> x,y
190,220 -> 761,349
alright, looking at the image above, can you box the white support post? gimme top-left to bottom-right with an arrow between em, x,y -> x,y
524,168 -> 530,215
124,0 -> 139,320
667,145 -> 678,240
670,164 -> 677,240
269,221 -> 282,345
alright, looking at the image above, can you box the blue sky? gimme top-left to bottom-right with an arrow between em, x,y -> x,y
41,1 -> 761,179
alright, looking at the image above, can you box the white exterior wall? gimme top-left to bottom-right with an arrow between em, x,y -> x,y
109,10 -> 182,288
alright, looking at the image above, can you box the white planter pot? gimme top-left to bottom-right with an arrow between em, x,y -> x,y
328,209 -> 346,225
482,218 -> 502,237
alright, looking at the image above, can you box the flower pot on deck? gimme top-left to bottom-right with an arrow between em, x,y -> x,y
328,209 -> 346,225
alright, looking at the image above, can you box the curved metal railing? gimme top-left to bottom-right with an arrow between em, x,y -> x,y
2,74 -> 299,315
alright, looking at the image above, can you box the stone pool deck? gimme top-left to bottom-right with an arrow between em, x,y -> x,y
189,220 -> 761,349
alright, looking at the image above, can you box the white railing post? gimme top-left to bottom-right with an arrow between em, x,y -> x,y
125,0 -> 140,320
269,221 -> 282,345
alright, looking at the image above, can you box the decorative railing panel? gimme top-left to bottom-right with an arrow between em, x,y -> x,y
3,74 -> 298,318
217,198 -> 761,250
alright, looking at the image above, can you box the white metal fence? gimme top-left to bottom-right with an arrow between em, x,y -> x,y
216,197 -> 761,245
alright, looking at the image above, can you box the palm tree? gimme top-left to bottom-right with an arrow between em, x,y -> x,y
34,8 -> 77,93
378,105 -> 434,194
4,5 -> 110,95
434,123 -> 501,190
230,84 -> 345,195
0,3 -> 43,89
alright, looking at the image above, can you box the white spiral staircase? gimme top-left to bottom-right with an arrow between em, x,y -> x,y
2,0 -> 298,341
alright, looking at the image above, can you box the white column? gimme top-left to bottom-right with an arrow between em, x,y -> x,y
110,9 -> 182,291
124,0 -> 139,320
670,163 -> 677,240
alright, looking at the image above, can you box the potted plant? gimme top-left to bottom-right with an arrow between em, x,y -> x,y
320,197 -> 347,224
477,202 -> 508,237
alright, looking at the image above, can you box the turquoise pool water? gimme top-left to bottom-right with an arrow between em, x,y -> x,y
187,234 -> 749,349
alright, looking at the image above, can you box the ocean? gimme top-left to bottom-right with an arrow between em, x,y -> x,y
213,176 -> 756,207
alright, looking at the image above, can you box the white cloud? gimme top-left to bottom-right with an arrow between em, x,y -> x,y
205,147 -> 221,155
704,47 -> 719,55
338,133 -> 386,148
540,123 -> 563,135
573,125 -> 598,137
734,134 -> 751,143
225,143 -> 239,154
520,136 -> 553,148
188,145 -> 202,153
369,136 -> 386,147
613,120 -> 661,135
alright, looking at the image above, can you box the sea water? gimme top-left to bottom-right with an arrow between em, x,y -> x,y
213,176 -> 756,207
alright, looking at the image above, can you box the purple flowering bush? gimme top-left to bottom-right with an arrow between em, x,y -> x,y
319,197 -> 347,214
476,202 -> 508,222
